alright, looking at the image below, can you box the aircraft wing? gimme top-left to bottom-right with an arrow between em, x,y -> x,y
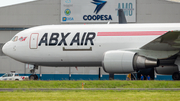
141,31 -> 180,51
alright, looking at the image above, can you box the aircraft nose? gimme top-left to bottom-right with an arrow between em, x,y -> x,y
2,41 -> 10,56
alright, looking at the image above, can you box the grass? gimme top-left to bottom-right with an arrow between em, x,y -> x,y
0,90 -> 180,101
1,81 -> 180,101
0,80 -> 180,88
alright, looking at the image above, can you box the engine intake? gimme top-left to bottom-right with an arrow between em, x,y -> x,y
102,50 -> 159,73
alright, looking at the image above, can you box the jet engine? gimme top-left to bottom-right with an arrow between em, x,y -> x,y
102,50 -> 159,73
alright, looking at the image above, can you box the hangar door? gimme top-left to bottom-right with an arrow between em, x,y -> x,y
30,33 -> 39,49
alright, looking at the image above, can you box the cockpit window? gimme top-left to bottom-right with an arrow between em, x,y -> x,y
12,36 -> 18,42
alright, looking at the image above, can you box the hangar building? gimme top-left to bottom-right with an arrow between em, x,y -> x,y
0,0 -> 180,80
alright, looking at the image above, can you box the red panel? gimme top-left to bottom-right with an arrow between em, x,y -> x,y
97,31 -> 168,36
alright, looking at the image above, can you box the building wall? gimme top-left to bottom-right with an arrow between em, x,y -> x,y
0,0 -> 179,80
0,0 -> 61,27
137,0 -> 180,23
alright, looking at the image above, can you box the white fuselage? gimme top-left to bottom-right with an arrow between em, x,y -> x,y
2,23 -> 180,67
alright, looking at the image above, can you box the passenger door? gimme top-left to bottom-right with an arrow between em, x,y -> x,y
30,33 -> 39,49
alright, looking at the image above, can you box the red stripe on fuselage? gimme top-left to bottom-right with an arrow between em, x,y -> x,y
97,31 -> 168,36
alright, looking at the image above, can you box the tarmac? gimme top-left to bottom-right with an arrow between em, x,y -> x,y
0,88 -> 180,91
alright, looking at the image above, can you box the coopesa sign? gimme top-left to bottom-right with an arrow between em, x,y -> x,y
83,0 -> 112,21
83,15 -> 112,21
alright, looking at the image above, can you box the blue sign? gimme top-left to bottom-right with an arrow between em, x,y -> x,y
91,0 -> 107,14
65,0 -> 71,3
117,3 -> 135,16
62,17 -> 74,22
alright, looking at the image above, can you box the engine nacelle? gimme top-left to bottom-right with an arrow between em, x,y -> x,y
102,50 -> 159,73
155,66 -> 179,75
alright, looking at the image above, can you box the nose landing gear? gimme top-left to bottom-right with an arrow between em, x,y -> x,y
29,65 -> 38,80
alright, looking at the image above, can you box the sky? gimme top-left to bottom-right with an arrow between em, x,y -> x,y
0,0 -> 35,7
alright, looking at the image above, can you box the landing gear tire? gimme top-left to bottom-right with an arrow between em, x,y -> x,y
29,74 -> 38,80
172,72 -> 180,80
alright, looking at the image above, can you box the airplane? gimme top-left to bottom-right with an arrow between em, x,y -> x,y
2,23 -> 180,80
